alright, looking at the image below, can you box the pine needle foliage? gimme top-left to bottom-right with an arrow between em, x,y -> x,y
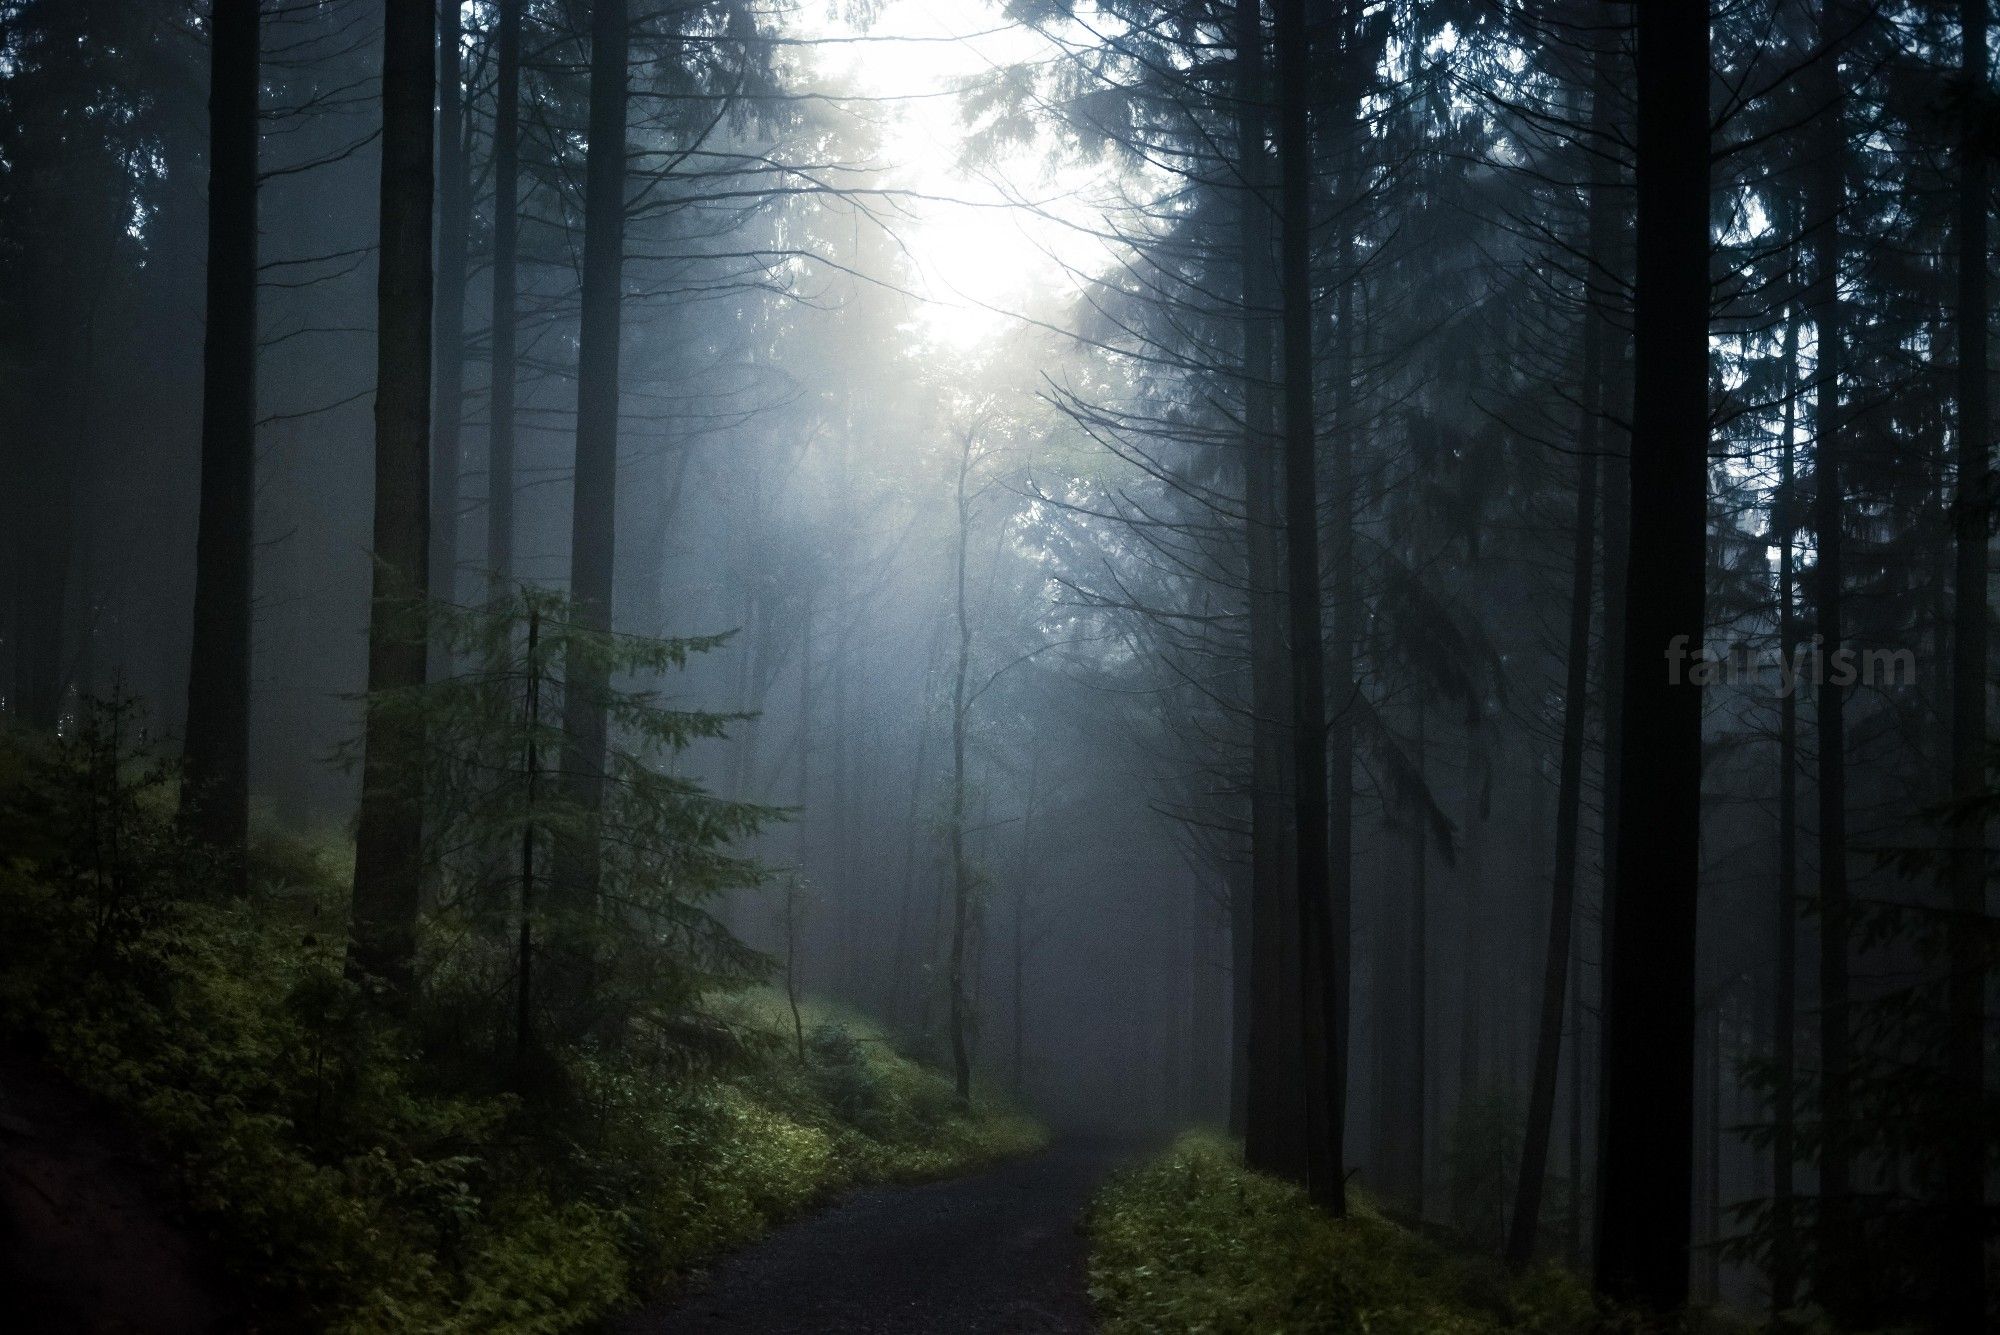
337,586 -> 777,1071
1726,767 -> 1999,1326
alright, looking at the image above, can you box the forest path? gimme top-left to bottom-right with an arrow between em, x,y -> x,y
618,1137 -> 1124,1334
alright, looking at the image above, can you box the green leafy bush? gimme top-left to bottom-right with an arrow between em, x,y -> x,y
0,714 -> 1041,1332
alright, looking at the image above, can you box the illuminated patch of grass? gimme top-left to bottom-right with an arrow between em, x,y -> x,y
1087,1132 -> 1597,1335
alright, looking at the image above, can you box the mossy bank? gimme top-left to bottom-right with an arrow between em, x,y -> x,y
0,722 -> 1040,1332
1086,1134 -> 1771,1335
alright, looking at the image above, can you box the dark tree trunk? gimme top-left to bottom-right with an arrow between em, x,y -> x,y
888,654 -> 937,1027
1508,363 -> 1599,1273
1511,56 -> 1616,1266
1228,849 -> 1252,1137
948,434 -> 976,1101
1808,4 -> 1854,1309
430,0 -> 469,608
1013,865 -> 1029,1098
1593,0 -> 1707,1313
348,0 -> 437,999
1275,0 -> 1342,1214
181,0 -> 258,887
1772,297 -> 1802,1315
1592,347 -> 1630,1231
1326,235 -> 1359,1206
1565,907 -> 1584,1266
1458,758 -> 1485,1131
516,602 -> 541,1069
1943,1 -> 1989,1323
1010,749 -> 1041,1098
486,0 -> 521,589
1588,397 -> 1628,1264
1589,22 -> 1633,1271
1408,722 -> 1428,1219
1702,1003 -> 1723,1302
1372,700 -> 1428,1215
15,257 -> 100,732
556,0 -> 629,930
1236,0 -> 1307,1186
13,484 -> 71,730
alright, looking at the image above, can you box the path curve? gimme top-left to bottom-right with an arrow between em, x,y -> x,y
619,1138 -> 1122,1334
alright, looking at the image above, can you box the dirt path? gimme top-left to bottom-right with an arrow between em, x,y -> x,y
0,1049 -> 226,1334
618,1138 -> 1124,1334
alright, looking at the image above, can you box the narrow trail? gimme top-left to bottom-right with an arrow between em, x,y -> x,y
619,1138 -> 1124,1334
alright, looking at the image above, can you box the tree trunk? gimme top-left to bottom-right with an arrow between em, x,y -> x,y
348,0 -> 437,1000
948,433 -> 977,1101
1593,0 -> 1707,1313
1511,59 -> 1615,1264
1012,866 -> 1028,1097
1508,361 -> 1599,1272
796,589 -> 813,877
1459,759 -> 1485,1124
1943,1 -> 1989,1324
1565,905 -> 1584,1266
486,0 -> 521,590
516,602 -> 541,1069
1235,0 -> 1307,1186
181,0 -> 258,888
1326,231 -> 1359,1209
1702,1003 -> 1724,1302
556,0 -> 630,943
12,191 -> 115,733
1808,3 -> 1854,1310
1589,20 -> 1633,1272
1772,297 -> 1801,1314
1372,699 -> 1428,1215
13,478 -> 71,730
1409,717 -> 1428,1219
1275,0 -> 1342,1214
14,265 -> 98,733
1228,848 -> 1252,1136
430,0 -> 468,610
1011,749 -> 1041,1099
888,639 -> 939,1027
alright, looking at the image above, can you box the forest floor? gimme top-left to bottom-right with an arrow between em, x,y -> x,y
619,1137 -> 1127,1334
0,1046 -> 226,1334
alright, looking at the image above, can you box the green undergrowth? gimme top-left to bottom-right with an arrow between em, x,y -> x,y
1088,1133 -> 1759,1335
0,725 -> 1040,1333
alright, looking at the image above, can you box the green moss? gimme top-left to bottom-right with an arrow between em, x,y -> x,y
1087,1133 -> 1598,1335
0,724 -> 1041,1332
554,992 -> 1042,1296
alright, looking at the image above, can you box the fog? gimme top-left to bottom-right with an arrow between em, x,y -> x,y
3,0 -> 1993,1320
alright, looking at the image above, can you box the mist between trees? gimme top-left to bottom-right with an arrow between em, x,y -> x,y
0,0 -> 1994,1329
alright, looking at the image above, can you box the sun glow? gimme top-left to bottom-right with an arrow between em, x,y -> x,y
795,0 -> 1101,348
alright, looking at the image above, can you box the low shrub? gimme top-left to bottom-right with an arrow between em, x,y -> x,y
0,718 -> 1040,1332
